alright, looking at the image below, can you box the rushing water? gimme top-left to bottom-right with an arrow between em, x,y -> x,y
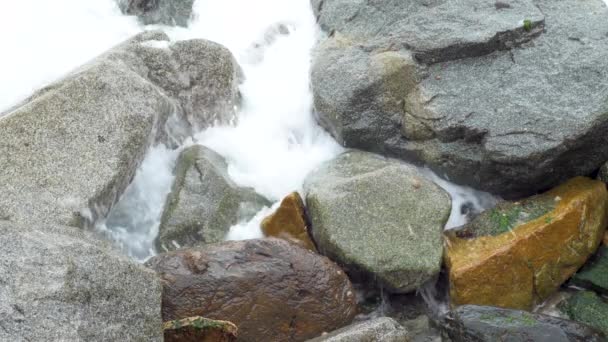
1,0 -> 499,261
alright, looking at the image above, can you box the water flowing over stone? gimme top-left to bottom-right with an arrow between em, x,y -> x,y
146,238 -> 358,342
0,220 -> 162,341
156,145 -> 270,252
0,31 -> 241,228
311,0 -> 608,198
305,150 -> 451,293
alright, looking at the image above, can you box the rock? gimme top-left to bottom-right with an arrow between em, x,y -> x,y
0,220 -> 162,341
571,246 -> 608,294
304,150 -> 451,293
598,162 -> 608,184
163,316 -> 237,342
156,145 -> 270,251
146,238 -> 357,342
441,305 -> 605,342
0,31 -> 240,227
445,177 -> 608,310
559,291 -> 608,336
119,0 -> 195,27
311,0 -> 608,198
307,317 -> 408,342
261,192 -> 316,251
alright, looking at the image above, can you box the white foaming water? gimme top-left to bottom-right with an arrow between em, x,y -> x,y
0,0 -> 140,112
96,145 -> 179,261
1,0 -> 497,260
423,169 -> 499,230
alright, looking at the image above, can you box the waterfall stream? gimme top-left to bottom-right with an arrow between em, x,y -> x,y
1,0 -> 497,262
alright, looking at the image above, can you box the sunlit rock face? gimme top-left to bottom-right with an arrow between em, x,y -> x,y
444,177 -> 608,310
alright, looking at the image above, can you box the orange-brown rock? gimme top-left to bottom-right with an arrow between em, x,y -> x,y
445,177 -> 608,310
261,192 -> 316,251
164,316 -> 237,342
146,238 -> 357,342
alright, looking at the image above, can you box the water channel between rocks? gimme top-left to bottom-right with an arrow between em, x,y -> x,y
61,0 -> 496,262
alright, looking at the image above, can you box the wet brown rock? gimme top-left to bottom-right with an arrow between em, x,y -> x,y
261,192 -> 316,251
146,238 -> 357,342
163,316 -> 237,342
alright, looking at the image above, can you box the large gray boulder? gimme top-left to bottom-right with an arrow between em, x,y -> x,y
304,150 -> 451,293
0,220 -> 162,341
311,0 -> 608,198
307,317 -> 408,342
118,0 -> 196,27
156,145 -> 270,252
0,31 -> 240,227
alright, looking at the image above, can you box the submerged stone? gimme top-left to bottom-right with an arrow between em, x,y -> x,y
445,177 -> 608,310
163,316 -> 237,342
305,150 -> 451,293
261,192 -> 316,251
157,145 -> 269,252
559,291 -> 608,336
441,305 -> 605,342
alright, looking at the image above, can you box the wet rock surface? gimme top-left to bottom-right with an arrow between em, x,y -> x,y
163,316 -> 237,342
157,145 -> 269,251
445,177 -> 608,310
307,317 -> 408,342
305,150 -> 451,293
0,220 -> 163,341
146,238 -> 358,342
311,0 -> 608,198
441,305 -> 606,342
261,191 -> 316,251
0,31 -> 241,227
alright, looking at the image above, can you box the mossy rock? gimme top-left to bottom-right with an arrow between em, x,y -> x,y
571,246 -> 608,294
445,177 -> 608,310
559,291 -> 608,336
163,316 -> 237,342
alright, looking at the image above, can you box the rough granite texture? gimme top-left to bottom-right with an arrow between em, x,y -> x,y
118,0 -> 196,27
311,0 -> 608,198
0,220 -> 163,341
304,150 -> 451,293
0,31 -> 240,227
442,305 -> 605,342
157,145 -> 270,252
307,317 -> 408,342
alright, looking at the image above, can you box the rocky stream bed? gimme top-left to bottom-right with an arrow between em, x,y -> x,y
1,0 -> 608,341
